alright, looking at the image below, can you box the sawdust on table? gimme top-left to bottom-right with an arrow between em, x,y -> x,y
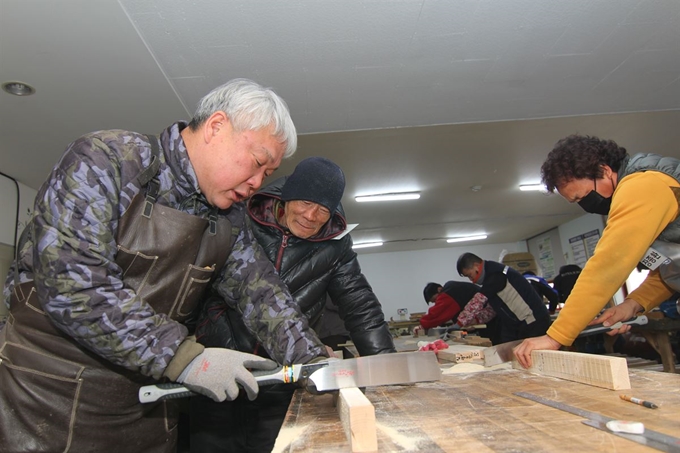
271,424 -> 310,453
376,422 -> 425,450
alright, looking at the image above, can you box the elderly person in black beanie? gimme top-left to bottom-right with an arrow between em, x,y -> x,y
190,157 -> 396,453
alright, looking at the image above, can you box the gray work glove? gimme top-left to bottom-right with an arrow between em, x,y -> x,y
176,348 -> 278,402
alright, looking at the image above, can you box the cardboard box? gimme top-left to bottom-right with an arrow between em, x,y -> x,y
502,252 -> 538,275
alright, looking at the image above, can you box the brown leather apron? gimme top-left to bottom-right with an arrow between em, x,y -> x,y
0,136 -> 232,453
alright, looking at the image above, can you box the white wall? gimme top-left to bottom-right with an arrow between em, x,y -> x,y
0,175 -> 37,318
0,175 -> 19,246
356,241 -> 527,320
0,175 -> 37,247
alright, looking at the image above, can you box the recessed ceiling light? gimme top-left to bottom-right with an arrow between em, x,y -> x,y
446,234 -> 487,243
355,192 -> 420,202
352,241 -> 384,249
470,185 -> 482,192
2,81 -> 36,96
519,184 -> 546,192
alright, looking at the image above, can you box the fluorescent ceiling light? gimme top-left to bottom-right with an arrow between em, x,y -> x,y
447,235 -> 487,243
519,184 -> 546,192
355,192 -> 420,202
352,241 -> 384,249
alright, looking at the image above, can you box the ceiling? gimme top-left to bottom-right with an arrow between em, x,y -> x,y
1,0 -> 679,254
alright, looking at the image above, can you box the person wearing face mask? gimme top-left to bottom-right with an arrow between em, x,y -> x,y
191,157 -> 395,452
456,253 -> 551,344
514,134 -> 680,369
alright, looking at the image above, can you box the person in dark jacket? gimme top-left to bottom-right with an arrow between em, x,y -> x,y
552,264 -> 582,305
191,156 -> 396,452
317,295 -> 352,350
457,253 -> 552,344
522,271 -> 560,314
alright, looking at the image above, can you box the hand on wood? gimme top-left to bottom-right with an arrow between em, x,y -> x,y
513,335 -> 562,369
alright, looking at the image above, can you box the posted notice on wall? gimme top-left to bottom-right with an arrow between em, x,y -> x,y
538,236 -> 556,279
569,229 -> 601,268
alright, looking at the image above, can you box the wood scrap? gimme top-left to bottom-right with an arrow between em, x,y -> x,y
513,350 -> 631,390
463,336 -> 492,347
337,387 -> 378,452
437,344 -> 485,363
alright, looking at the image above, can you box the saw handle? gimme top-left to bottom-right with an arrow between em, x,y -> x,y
138,382 -> 192,403
578,315 -> 648,337
138,365 -> 298,403
252,365 -> 297,387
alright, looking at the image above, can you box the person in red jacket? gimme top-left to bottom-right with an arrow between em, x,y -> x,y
414,281 -> 496,335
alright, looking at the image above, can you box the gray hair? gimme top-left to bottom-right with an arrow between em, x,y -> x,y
188,78 -> 297,157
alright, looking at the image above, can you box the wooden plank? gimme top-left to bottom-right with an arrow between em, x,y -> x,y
463,336 -> 492,347
437,344 -> 485,363
513,350 -> 630,390
337,388 -> 378,452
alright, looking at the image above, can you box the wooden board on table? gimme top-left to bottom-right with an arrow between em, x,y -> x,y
462,335 -> 492,347
512,349 -> 630,390
409,312 -> 425,320
437,344 -> 485,363
337,388 -> 377,452
277,368 -> 680,452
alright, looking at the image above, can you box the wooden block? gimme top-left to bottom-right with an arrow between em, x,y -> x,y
513,350 -> 631,390
438,345 -> 485,363
337,387 -> 378,452
463,336 -> 492,347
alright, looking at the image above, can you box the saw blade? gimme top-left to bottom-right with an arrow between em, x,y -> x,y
308,351 -> 441,391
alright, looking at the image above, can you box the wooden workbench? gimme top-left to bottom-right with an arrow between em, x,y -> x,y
631,314 -> 680,373
274,368 -> 680,452
342,334 -> 490,358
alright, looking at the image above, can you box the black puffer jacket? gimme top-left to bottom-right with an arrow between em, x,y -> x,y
195,177 -> 395,358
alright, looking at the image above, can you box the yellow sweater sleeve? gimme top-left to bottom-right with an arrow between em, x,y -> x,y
548,171 -> 680,346
628,268 -> 674,311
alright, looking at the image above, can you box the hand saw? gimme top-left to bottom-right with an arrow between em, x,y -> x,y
139,351 -> 441,403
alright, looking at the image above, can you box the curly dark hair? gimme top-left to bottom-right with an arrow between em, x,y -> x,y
540,135 -> 628,192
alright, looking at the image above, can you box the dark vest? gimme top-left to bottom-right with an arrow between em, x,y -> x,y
617,154 -> 680,291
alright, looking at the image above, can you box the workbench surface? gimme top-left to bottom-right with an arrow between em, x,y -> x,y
273,368 -> 680,452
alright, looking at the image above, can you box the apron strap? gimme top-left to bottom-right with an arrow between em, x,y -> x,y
137,135 -> 162,187
140,135 -> 162,218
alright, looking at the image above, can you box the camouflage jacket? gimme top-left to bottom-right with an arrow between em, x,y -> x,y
3,122 -> 325,379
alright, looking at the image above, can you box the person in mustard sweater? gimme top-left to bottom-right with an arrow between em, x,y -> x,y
514,134 -> 680,369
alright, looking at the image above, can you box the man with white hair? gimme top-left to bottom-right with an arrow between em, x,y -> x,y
0,79 -> 327,452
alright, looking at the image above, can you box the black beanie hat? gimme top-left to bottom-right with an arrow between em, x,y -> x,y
423,282 -> 441,303
281,157 -> 346,213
